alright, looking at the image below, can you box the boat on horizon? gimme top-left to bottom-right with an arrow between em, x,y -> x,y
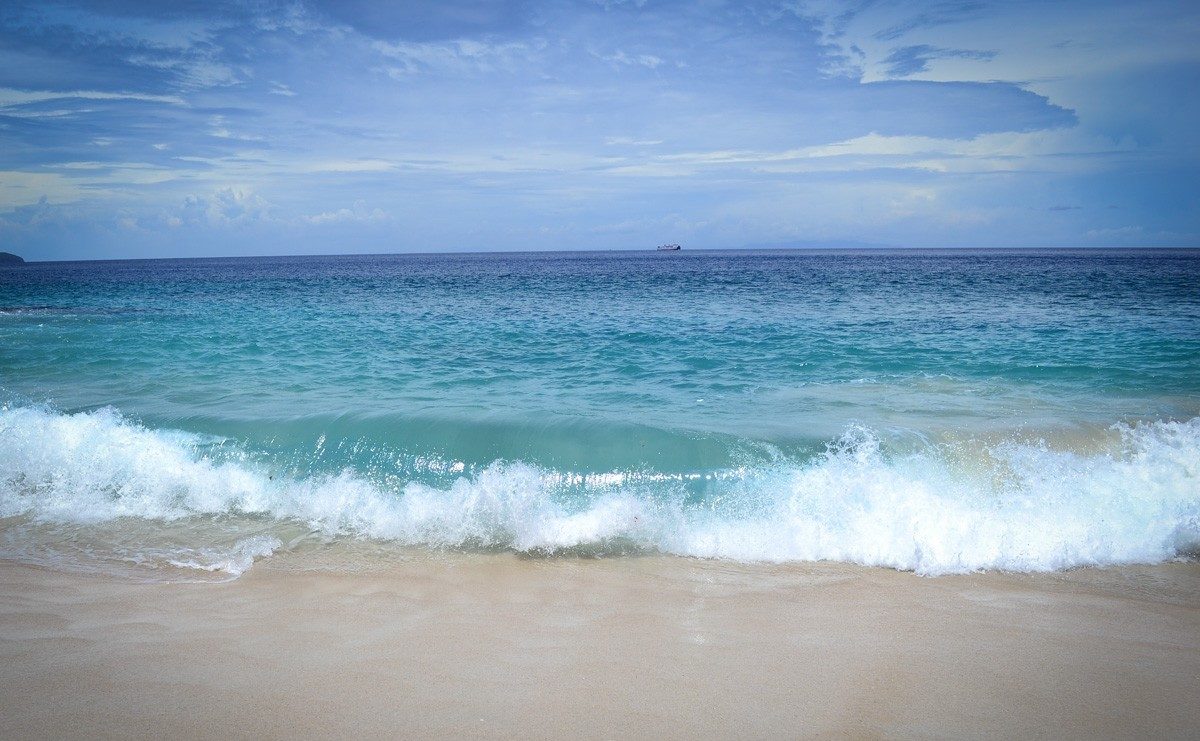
656,243 -> 681,251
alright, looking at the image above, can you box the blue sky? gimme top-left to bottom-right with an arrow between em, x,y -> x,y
1,0 -> 1197,259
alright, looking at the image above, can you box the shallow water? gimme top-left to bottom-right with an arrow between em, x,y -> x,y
2,249 -> 1198,577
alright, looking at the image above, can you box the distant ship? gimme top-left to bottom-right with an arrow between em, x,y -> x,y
656,243 -> 681,251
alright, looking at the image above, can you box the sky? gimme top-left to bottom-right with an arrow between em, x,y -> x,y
0,0 -> 1197,259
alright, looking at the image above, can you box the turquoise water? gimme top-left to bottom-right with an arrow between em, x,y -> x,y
2,249 -> 1198,577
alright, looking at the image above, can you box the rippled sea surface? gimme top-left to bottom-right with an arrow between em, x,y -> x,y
2,249 -> 1198,578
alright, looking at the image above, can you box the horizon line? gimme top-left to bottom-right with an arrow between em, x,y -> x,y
6,244 -> 1200,265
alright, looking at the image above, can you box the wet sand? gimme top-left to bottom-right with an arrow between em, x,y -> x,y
2,555 -> 1198,739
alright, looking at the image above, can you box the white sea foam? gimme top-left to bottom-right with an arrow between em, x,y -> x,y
165,536 -> 283,577
1,405 -> 1198,576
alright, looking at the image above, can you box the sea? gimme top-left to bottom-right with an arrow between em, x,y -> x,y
1,249 -> 1198,580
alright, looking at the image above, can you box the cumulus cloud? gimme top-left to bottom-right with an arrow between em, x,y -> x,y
178,188 -> 274,227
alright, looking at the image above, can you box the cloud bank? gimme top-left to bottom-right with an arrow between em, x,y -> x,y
0,0 -> 1196,258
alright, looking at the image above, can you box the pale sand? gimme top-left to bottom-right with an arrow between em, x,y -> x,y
2,555 -> 1198,739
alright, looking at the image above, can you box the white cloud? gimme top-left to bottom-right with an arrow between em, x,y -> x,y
181,60 -> 242,89
0,171 -> 91,207
607,128 -> 1140,178
207,114 -> 262,141
604,136 -> 664,147
179,187 -> 274,227
597,50 -> 665,69
0,107 -> 88,119
301,201 -> 390,225
299,159 -> 396,173
798,0 -> 1200,105
0,88 -> 186,108
374,39 -> 539,76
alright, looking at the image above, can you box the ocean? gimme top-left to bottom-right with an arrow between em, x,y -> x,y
1,249 -> 1198,579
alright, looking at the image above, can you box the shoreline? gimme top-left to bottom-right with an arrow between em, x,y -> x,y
2,555 -> 1198,739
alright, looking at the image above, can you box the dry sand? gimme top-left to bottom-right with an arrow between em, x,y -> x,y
2,554 -> 1198,739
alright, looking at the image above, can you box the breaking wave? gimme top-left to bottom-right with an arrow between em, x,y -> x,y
1,405 -> 1198,576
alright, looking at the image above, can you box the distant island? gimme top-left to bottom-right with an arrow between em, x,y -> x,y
0,251 -> 25,264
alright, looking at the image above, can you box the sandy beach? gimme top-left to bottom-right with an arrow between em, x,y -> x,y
2,555 -> 1197,739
